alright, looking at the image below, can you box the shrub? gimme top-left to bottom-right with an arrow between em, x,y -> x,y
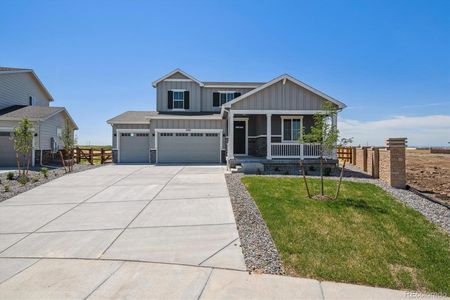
308,166 -> 316,172
284,170 -> 290,175
17,175 -> 28,185
323,167 -> 332,176
4,185 -> 10,193
6,172 -> 14,180
32,177 -> 39,183
40,167 -> 49,178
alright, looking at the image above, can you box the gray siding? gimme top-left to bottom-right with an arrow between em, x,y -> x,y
112,123 -> 150,149
0,73 -> 50,109
231,80 -> 331,111
39,112 -> 68,150
156,81 -> 202,112
167,72 -> 190,80
150,119 -> 225,148
201,87 -> 254,112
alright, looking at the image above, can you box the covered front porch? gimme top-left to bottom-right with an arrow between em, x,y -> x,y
226,110 -> 337,162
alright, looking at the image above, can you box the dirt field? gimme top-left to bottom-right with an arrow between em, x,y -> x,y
406,152 -> 450,205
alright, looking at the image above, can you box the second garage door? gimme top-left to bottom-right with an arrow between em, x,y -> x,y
157,131 -> 221,163
0,132 -> 16,167
119,132 -> 150,163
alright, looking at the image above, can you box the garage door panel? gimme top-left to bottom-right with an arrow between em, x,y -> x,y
158,132 -> 220,163
120,133 -> 149,163
0,134 -> 17,167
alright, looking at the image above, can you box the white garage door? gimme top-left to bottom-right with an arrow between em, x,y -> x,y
0,132 -> 16,167
119,132 -> 150,163
157,131 -> 221,163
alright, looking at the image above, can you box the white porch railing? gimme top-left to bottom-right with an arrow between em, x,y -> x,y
271,143 -> 332,159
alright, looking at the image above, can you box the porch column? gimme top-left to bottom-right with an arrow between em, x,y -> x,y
227,112 -> 234,160
266,113 -> 272,160
332,113 -> 337,159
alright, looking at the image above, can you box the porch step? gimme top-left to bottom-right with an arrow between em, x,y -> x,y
230,165 -> 243,173
240,162 -> 264,174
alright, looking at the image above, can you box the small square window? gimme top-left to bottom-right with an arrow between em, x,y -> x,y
172,91 -> 184,109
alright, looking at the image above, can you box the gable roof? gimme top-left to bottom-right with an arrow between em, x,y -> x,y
152,69 -> 204,88
222,74 -> 346,110
107,111 -> 158,124
0,67 -> 54,101
0,105 -> 78,129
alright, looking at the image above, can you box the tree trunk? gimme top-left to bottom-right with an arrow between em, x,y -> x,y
335,161 -> 346,200
25,151 -> 31,176
300,160 -> 311,198
320,156 -> 324,196
16,153 -> 21,177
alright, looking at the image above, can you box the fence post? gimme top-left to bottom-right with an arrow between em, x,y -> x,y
101,148 -> 105,164
89,148 -> 94,165
76,147 -> 81,163
379,138 -> 407,188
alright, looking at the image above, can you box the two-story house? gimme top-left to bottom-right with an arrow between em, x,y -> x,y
107,69 -> 346,167
0,67 -> 78,167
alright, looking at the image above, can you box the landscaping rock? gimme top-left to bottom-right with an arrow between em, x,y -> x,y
225,173 -> 284,275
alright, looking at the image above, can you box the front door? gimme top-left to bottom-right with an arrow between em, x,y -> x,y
233,120 -> 246,155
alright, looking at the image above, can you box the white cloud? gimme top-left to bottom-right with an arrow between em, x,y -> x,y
339,115 -> 450,147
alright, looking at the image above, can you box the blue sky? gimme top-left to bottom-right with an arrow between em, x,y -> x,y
1,0 -> 449,146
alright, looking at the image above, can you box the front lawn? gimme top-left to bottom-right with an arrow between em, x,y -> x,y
242,176 -> 450,294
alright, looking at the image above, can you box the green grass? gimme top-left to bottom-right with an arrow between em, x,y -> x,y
242,176 -> 450,294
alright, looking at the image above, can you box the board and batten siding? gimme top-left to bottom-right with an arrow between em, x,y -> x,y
201,87 -> 254,112
39,112 -> 68,150
231,80 -> 333,111
0,73 -> 50,109
112,123 -> 150,149
150,119 -> 226,149
156,81 -> 202,112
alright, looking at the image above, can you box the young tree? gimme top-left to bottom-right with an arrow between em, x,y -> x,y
12,118 -> 34,177
60,120 -> 76,172
301,103 -> 351,199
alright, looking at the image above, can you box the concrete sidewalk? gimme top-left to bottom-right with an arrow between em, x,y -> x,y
0,165 -> 442,299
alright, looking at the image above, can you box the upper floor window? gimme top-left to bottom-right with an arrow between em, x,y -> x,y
213,92 -> 241,107
29,96 -> 36,106
173,91 -> 184,109
282,117 -> 302,142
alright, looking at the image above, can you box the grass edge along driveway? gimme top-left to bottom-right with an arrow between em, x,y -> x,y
242,176 -> 450,294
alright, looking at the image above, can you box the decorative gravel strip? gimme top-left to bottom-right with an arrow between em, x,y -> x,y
0,164 -> 102,202
225,173 -> 284,275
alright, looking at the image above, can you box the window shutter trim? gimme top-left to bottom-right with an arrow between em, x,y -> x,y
168,91 -> 173,109
213,92 -> 219,107
184,91 -> 190,109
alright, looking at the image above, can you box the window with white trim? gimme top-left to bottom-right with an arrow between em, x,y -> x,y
282,117 -> 302,142
219,92 -> 235,105
173,91 -> 184,109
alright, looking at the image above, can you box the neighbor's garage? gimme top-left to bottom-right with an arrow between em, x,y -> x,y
119,132 -> 150,163
0,132 -> 16,167
157,131 -> 221,163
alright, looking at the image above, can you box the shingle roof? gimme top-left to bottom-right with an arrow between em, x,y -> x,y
0,105 -> 65,120
203,81 -> 264,87
0,67 -> 31,72
107,111 -> 158,124
0,105 -> 78,129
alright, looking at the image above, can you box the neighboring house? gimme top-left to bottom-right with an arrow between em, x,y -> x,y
107,69 -> 346,166
0,67 -> 78,167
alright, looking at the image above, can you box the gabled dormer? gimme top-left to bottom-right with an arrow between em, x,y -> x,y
152,69 -> 263,113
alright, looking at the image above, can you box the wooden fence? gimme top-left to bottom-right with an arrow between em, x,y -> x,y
337,147 -> 352,163
74,147 -> 112,165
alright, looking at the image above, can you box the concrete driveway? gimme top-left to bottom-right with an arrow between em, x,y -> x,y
0,165 -> 413,299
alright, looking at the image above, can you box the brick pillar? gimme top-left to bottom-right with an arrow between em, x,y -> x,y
356,147 -> 368,172
351,147 -> 357,165
367,147 -> 380,178
379,138 -> 407,188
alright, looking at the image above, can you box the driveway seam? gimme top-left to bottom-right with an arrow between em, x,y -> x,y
0,258 -> 41,285
99,166 -> 185,257
0,166 -> 148,255
197,268 -> 214,300
83,261 -> 125,300
319,281 -> 326,300
198,237 -> 239,266
0,256 -> 250,273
